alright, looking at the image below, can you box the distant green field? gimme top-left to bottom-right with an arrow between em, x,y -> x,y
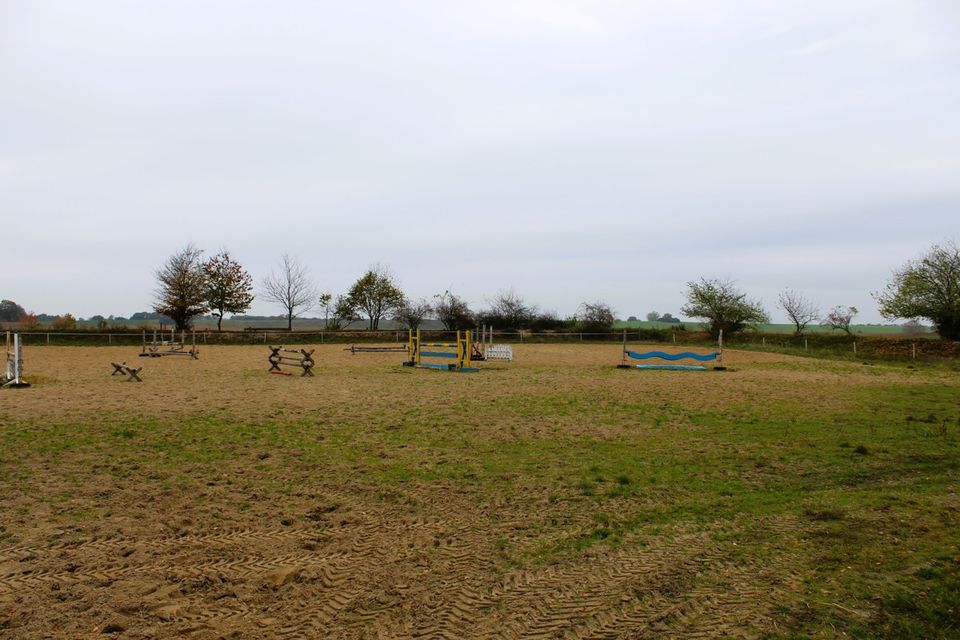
614,320 -> 930,336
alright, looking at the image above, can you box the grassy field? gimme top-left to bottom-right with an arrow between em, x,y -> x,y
1,344 -> 958,638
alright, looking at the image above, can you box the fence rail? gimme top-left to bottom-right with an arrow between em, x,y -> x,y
8,329 -> 958,361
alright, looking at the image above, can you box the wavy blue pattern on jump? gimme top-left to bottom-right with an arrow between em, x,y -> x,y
625,350 -> 720,362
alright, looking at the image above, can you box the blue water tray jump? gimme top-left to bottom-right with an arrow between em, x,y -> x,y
622,350 -> 720,370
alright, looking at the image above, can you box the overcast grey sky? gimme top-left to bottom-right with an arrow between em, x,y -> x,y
2,1 -> 958,322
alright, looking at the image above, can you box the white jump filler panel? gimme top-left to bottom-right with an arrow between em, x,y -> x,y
485,344 -> 513,362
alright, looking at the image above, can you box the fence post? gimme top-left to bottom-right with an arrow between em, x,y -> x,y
853,341 -> 857,356
762,336 -> 766,347
804,338 -> 808,351
264,331 -> 267,344
912,343 -> 916,360
46,333 -> 50,345
108,333 -> 112,345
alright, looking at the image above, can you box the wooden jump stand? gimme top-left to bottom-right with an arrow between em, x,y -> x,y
268,346 -> 316,376
403,329 -> 479,372
2,331 -> 30,388
140,329 -> 199,359
111,361 -> 143,382
617,329 -> 726,371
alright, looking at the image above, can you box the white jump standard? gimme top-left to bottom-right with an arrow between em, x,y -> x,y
2,331 -> 29,388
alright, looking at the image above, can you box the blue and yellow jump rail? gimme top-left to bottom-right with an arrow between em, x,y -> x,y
403,329 -> 479,372
616,330 -> 726,371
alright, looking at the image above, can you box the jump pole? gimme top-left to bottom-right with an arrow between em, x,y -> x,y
717,329 -> 725,370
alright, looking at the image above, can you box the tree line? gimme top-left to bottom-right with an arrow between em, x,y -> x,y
150,245 -> 619,333
4,240 -> 958,341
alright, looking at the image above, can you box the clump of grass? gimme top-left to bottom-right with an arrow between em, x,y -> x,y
592,513 -> 611,526
804,508 -> 845,522
578,481 -> 595,496
854,445 -> 869,455
871,558 -> 960,638
616,474 -> 631,485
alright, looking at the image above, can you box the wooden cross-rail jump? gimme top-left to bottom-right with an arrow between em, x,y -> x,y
110,361 -> 143,382
268,346 -> 315,376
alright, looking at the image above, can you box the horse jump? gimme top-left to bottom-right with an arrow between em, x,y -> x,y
110,361 -> 143,382
617,330 -> 726,371
268,347 -> 316,376
403,329 -> 478,372
2,331 -> 29,388
140,329 -> 199,359
473,325 -> 513,362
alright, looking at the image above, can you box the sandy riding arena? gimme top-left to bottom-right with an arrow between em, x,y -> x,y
1,344 -> 958,638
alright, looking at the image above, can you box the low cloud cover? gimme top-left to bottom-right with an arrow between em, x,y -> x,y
2,1 -> 958,322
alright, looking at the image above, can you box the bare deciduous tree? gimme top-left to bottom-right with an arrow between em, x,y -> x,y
434,291 -> 474,330
481,289 -> 536,330
393,297 -> 433,330
777,289 -> 820,335
262,254 -> 317,330
823,305 -> 858,335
